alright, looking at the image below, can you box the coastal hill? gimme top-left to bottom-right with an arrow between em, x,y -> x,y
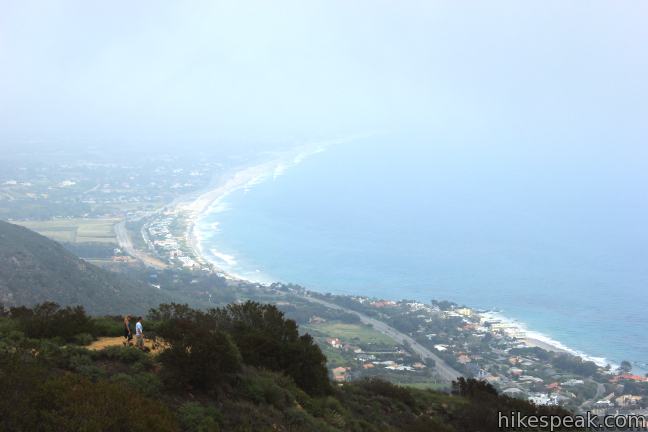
0,300 -> 572,431
0,220 -> 170,314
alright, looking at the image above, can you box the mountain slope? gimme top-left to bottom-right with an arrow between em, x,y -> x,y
0,220 -> 169,315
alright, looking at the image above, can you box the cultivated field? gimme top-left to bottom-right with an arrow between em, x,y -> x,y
306,322 -> 397,346
15,218 -> 120,243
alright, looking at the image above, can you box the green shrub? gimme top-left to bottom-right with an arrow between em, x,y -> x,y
0,317 -> 18,336
0,353 -> 178,432
10,302 -> 94,342
73,332 -> 94,346
39,375 -> 179,431
359,377 -> 416,408
91,316 -> 124,337
178,402 -> 222,432
239,369 -> 296,409
94,345 -> 150,364
67,352 -> 93,370
110,372 -> 162,397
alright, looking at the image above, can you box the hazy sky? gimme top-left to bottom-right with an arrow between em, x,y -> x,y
1,1 -> 647,151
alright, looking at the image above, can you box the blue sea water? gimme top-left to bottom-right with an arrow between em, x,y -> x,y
197,135 -> 648,370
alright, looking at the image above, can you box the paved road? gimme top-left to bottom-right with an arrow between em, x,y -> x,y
302,295 -> 463,383
579,382 -> 606,412
114,221 -> 167,269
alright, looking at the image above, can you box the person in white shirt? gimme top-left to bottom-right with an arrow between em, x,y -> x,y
135,317 -> 144,350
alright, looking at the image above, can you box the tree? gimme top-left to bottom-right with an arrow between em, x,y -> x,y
452,377 -> 498,398
619,360 -> 633,374
552,353 -> 598,377
210,301 -> 332,395
151,304 -> 241,391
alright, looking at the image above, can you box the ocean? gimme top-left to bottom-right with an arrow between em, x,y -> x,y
196,135 -> 648,371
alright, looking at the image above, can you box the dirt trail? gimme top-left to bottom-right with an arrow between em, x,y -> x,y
87,336 -> 165,354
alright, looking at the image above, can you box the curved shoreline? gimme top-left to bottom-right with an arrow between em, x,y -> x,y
479,311 -> 613,369
180,143 -> 331,280
174,146 -> 622,373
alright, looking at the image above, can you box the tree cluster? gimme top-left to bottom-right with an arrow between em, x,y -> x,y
150,301 -> 331,396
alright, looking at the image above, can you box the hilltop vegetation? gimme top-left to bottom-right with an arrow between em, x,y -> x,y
0,301 -> 576,432
0,220 -> 170,314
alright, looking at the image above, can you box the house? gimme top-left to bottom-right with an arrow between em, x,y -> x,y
455,307 -> 473,317
611,374 -> 648,383
528,393 -> 558,406
355,354 -> 376,362
386,364 -> 415,371
509,367 -> 524,376
503,328 -> 526,339
595,400 -> 613,408
615,395 -> 642,408
362,363 -> 375,369
457,354 -> 471,364
373,360 -> 397,366
332,367 -> 348,382
520,375 -> 544,383
309,316 -> 326,324
561,379 -> 584,386
370,300 -> 397,308
485,375 -> 501,384
326,338 -> 342,349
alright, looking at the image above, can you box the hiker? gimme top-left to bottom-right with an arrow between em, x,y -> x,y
135,317 -> 144,350
123,315 -> 133,346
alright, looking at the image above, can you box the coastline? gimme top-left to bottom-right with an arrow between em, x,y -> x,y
478,311 -> 613,368
164,146 -> 619,373
523,337 -> 568,354
178,142 -> 330,281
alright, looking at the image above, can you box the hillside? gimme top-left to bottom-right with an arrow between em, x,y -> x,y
0,301 -> 576,432
0,220 -> 169,315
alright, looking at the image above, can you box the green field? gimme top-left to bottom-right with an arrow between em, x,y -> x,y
306,322 -> 396,346
399,382 -> 448,391
318,344 -> 348,367
15,218 -> 120,243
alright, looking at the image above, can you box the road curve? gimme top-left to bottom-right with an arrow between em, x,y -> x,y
302,295 -> 463,383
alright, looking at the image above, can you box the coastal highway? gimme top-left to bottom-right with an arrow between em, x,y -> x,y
301,294 -> 463,383
114,221 -> 168,269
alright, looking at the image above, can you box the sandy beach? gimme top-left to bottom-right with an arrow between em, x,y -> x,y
170,142 -> 331,277
523,337 -> 568,354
